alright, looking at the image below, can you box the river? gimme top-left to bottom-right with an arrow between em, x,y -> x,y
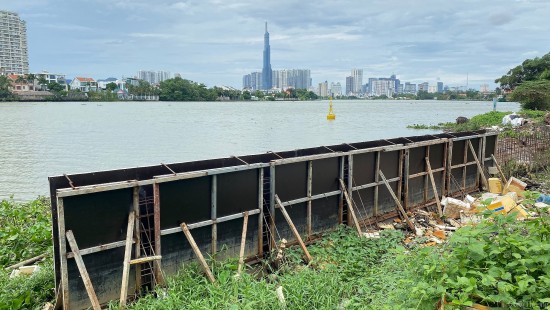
0,100 -> 519,200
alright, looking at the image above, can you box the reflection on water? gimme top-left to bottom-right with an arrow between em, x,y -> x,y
0,100 -> 518,200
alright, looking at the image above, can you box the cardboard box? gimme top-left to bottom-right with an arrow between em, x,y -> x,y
502,177 -> 527,197
487,196 -> 516,214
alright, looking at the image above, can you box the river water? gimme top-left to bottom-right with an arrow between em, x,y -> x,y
0,100 -> 519,200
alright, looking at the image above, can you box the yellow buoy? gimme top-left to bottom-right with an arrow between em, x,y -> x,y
326,96 -> 336,120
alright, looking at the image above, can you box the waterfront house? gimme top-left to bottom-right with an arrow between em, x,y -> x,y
70,77 -> 98,92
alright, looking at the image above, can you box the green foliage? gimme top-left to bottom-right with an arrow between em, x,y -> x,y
410,213 -> 550,309
0,197 -> 52,267
87,90 -> 119,102
0,259 -> 55,310
158,77 -> 217,101
106,82 -> 118,92
496,52 -> 550,91
0,75 -> 14,101
127,80 -> 160,98
510,80 -> 550,110
123,227 -> 408,309
408,111 -> 512,132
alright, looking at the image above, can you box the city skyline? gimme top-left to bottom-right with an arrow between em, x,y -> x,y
2,1 -> 550,89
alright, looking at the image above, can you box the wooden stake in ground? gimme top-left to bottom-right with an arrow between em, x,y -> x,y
491,154 -> 507,184
274,195 -> 312,263
180,223 -> 216,283
237,211 -> 249,277
5,253 -> 46,271
467,140 -> 489,189
425,157 -> 443,216
120,211 -> 135,309
65,230 -> 101,310
338,178 -> 362,236
378,171 -> 415,231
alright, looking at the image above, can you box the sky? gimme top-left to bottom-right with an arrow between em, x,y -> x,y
2,0 -> 550,89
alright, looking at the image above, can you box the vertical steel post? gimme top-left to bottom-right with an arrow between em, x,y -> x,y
132,187 -> 141,292
306,160 -> 313,238
346,154 -> 353,225
338,156 -> 344,224
403,149 -> 410,211
269,164 -> 276,250
211,175 -> 217,254
258,168 -> 264,256
374,151 -> 381,216
152,183 -> 164,285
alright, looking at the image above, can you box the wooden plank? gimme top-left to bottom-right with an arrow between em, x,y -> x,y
378,171 -> 415,231
129,256 -> 162,265
491,154 -> 507,184
237,211 -> 249,276
5,253 -> 46,271
57,198 -> 70,310
274,195 -> 312,263
66,240 -> 134,258
425,157 -> 443,216
120,211 -> 135,309
338,179 -> 362,236
180,223 -> 216,283
65,230 -> 101,310
374,151 -> 381,216
467,140 -> 489,189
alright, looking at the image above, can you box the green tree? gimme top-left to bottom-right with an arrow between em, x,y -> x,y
37,77 -> 48,91
47,81 -> 64,93
0,75 -> 14,100
106,82 -> 117,92
495,52 -> 550,91
242,90 -> 251,100
509,80 -> 550,110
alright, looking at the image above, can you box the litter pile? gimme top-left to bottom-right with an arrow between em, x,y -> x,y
364,175 -> 550,247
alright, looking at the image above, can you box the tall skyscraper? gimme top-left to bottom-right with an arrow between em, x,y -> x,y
351,69 -> 363,95
262,22 -> 272,90
0,10 -> 29,74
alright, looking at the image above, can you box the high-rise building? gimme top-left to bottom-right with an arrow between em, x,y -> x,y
243,72 -> 262,91
345,76 -> 353,95
0,10 -> 29,74
437,82 -> 444,93
351,69 -> 363,95
418,82 -> 429,92
330,82 -> 342,97
271,69 -> 311,90
404,82 -> 416,94
137,70 -> 171,84
318,81 -> 328,97
262,22 -> 272,90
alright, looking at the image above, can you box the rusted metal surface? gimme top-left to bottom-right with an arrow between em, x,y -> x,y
50,131 -> 497,309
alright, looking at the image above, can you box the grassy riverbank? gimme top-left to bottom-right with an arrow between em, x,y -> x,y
1,192 -> 550,309
407,110 -> 547,132
0,197 -> 55,309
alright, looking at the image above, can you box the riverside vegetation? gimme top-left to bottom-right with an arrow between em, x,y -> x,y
1,195 -> 549,309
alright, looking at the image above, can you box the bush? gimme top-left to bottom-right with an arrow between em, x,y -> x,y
510,80 -> 550,110
0,197 -> 52,267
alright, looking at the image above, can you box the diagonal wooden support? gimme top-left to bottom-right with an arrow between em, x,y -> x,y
237,211 -> 249,277
275,195 -> 312,263
120,211 -> 135,309
65,230 -> 101,310
180,223 -> 216,283
378,171 -> 415,231
467,140 -> 489,190
425,157 -> 443,216
491,154 -> 507,184
338,178 -> 362,236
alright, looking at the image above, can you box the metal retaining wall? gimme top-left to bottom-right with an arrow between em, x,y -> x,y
49,131 -> 497,309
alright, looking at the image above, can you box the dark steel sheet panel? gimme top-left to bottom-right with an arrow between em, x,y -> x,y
159,177 -> 211,229
217,169 -> 259,217
312,157 -> 340,195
